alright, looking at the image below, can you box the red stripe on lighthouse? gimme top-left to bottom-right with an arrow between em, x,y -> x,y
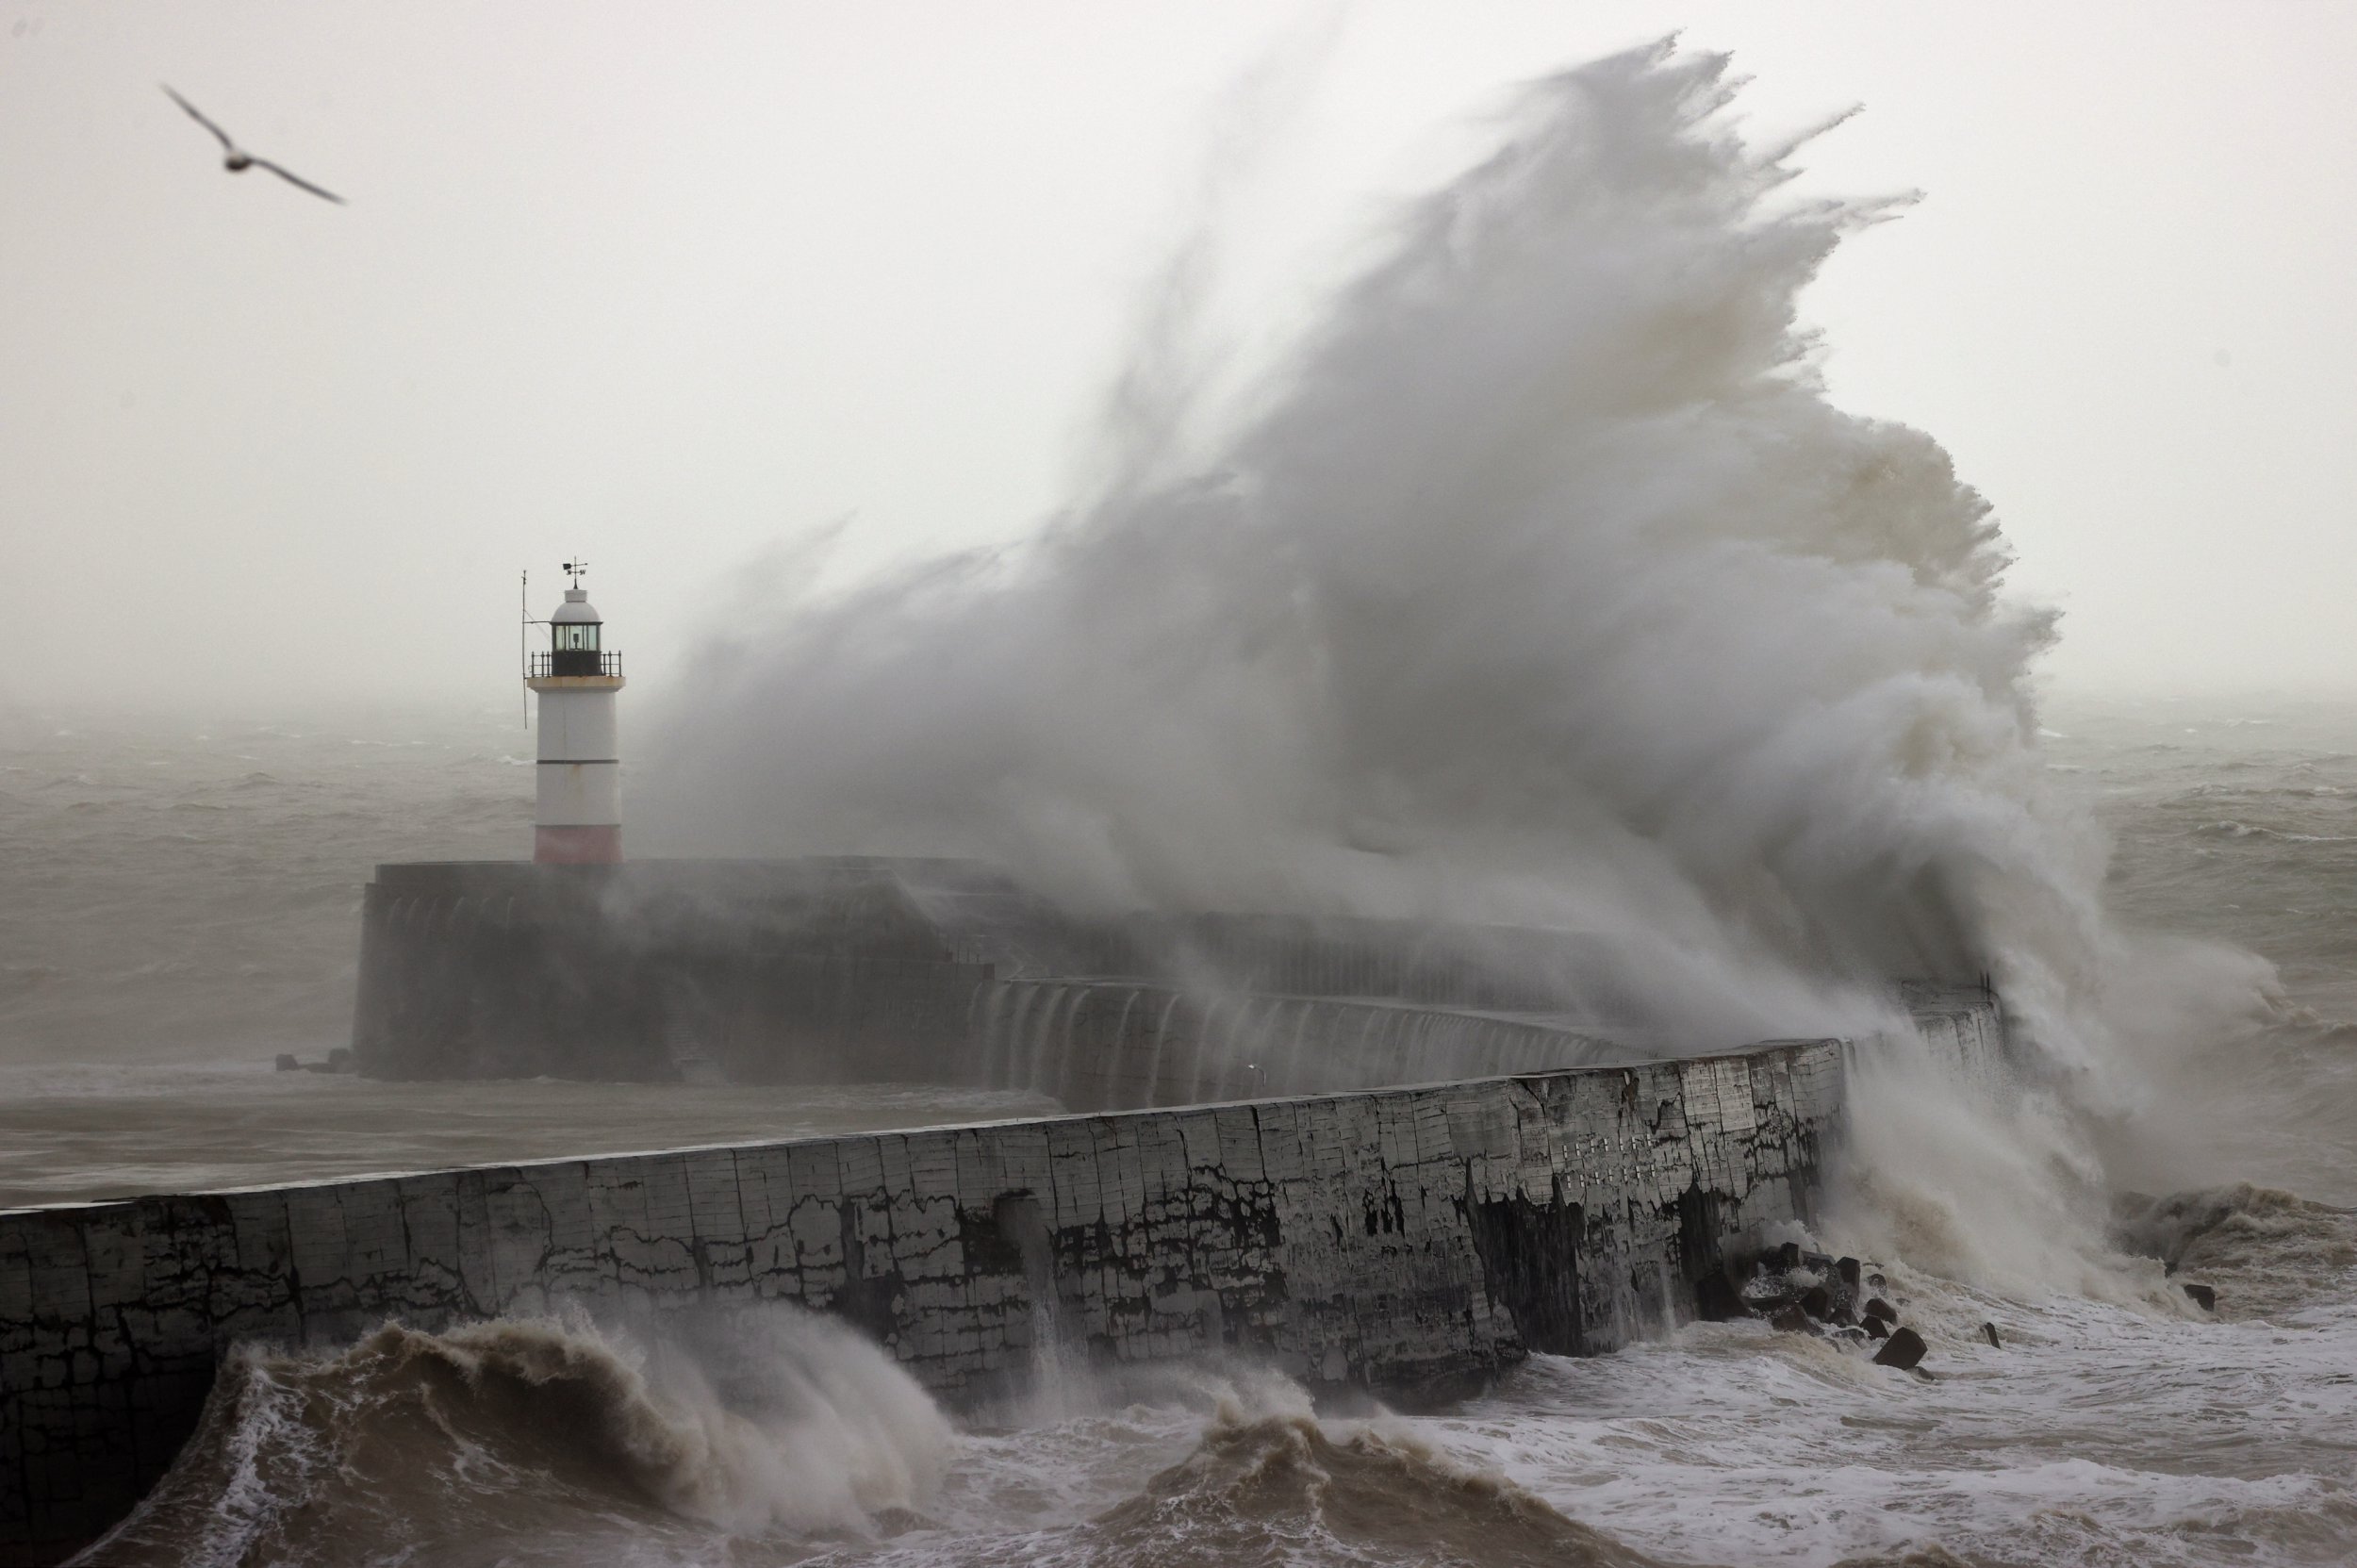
535,824 -> 622,864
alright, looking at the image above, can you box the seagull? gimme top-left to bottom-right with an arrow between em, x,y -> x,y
162,85 -> 345,205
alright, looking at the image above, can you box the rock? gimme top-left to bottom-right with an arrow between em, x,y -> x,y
1838,1257 -> 1862,1288
273,1053 -> 300,1072
1801,1285 -> 1833,1321
1770,1305 -> 1817,1335
1872,1327 -> 1927,1371
2184,1282 -> 2217,1312
1982,1322 -> 2002,1349
1829,1325 -> 1870,1345
1695,1271 -> 1747,1322
1868,1272 -> 1887,1291
1910,1366 -> 1938,1383
1865,1296 -> 1897,1323
1861,1315 -> 1891,1340
1774,1242 -> 1803,1270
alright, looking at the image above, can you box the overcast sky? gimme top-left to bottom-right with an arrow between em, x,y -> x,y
4,2 -> 2352,718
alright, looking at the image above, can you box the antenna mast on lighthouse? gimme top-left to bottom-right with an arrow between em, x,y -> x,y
522,561 -> 626,864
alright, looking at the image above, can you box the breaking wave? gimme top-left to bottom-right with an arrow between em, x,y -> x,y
1072,1389 -> 1671,1568
67,1192 -> 2357,1568
651,41 -> 2276,1290
74,1307 -> 954,1567
74,1318 -> 1695,1568
2114,1182 -> 2357,1320
657,40 -> 2063,1057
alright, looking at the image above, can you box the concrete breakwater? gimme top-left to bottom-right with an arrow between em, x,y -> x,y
349,858 -> 1663,1092
0,1027 -> 1924,1564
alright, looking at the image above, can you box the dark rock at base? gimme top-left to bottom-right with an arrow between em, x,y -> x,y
1695,1270 -> 1748,1322
1770,1305 -> 1817,1334
1982,1322 -> 2002,1349
1861,1315 -> 1891,1340
1865,1296 -> 1897,1322
1801,1285 -> 1833,1321
273,1053 -> 300,1072
1868,1272 -> 1887,1291
1774,1242 -> 1803,1270
2184,1282 -> 2217,1312
1838,1257 -> 1862,1287
1872,1327 -> 1928,1371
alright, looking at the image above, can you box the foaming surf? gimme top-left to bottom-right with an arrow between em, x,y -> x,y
834,1368 -> 1682,1568
78,1317 -> 1692,1568
62,1203 -> 2357,1568
1072,1389 -> 1668,1568
75,1306 -> 955,1567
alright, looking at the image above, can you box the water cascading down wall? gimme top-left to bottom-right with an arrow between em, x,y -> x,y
344,859 -> 1656,1098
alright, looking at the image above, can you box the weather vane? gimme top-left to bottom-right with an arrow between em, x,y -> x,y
563,559 -> 588,588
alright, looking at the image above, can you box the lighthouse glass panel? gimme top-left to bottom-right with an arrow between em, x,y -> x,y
551,620 -> 602,675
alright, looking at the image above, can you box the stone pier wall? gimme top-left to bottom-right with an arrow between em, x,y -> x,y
1,1038 -> 1847,1563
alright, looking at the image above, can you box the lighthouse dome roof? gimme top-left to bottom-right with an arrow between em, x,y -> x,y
552,588 -> 602,624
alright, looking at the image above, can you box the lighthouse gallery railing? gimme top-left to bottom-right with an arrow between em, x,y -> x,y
527,650 -> 623,678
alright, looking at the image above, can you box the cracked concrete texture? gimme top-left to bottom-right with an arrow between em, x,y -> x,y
0,998 -> 2004,1562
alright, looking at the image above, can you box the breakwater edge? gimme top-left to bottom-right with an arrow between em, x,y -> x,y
0,988 -> 2000,1563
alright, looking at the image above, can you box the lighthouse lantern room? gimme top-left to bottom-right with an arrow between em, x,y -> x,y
525,561 -> 625,864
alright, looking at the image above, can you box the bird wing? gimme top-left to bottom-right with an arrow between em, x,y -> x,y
250,157 -> 346,205
161,85 -> 238,152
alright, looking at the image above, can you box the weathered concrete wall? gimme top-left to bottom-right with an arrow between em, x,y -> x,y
353,860 -> 997,1082
1,1039 -> 1847,1563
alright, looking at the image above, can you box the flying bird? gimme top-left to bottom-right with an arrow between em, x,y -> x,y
162,85 -> 345,205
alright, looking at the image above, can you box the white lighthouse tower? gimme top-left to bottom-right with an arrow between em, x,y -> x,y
525,561 -> 625,864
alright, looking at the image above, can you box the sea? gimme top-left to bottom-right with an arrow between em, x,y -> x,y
4,694 -> 2354,1568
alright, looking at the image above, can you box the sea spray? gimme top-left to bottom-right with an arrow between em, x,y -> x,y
649,41 -> 2273,1288
73,1305 -> 956,1566
650,42 -> 2057,1048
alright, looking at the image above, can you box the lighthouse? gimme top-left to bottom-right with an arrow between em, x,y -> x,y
525,562 -> 625,864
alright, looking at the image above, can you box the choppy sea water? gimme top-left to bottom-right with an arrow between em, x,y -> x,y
6,696 -> 2356,1567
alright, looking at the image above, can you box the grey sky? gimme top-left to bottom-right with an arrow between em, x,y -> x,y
4,1 -> 2352,716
